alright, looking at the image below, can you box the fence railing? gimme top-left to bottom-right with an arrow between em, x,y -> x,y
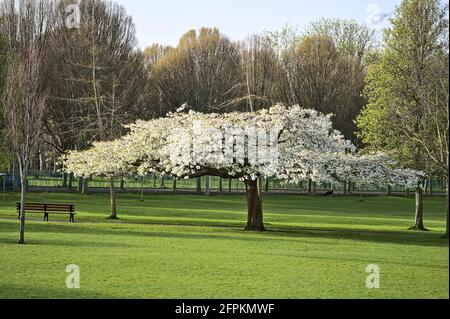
0,171 -> 447,195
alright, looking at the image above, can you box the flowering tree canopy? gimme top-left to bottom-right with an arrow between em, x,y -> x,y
63,104 -> 424,231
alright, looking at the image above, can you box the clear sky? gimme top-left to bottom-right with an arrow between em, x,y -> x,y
114,0 -> 403,49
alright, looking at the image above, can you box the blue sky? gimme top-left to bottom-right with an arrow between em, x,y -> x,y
115,0 -> 402,48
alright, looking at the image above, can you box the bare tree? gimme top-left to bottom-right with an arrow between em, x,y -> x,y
239,35 -> 280,112
1,0 -> 55,244
44,0 -> 149,218
153,28 -> 242,114
280,35 -> 366,143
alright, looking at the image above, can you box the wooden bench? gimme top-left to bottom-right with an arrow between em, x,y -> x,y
17,203 -> 76,223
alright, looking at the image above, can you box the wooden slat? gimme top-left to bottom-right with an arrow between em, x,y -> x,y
16,202 -> 75,213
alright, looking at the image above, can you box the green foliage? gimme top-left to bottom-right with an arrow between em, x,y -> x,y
0,193 -> 447,298
356,0 -> 448,173
304,18 -> 376,62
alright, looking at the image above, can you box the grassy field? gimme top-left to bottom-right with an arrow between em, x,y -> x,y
0,192 -> 448,299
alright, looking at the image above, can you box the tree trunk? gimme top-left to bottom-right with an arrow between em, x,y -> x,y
68,173 -> 74,191
109,177 -> 117,219
312,181 -> 317,196
78,177 -> 83,192
62,172 -> 67,188
228,179 -> 232,192
81,177 -> 89,195
172,179 -> 177,193
264,178 -> 269,192
120,178 -> 125,191
140,176 -> 145,201
429,179 -> 433,197
244,179 -> 265,231
308,178 -> 312,194
18,157 -> 27,244
12,161 -> 18,192
343,181 -> 348,195
160,175 -> 165,188
218,178 -> 223,192
196,177 -> 202,193
387,184 -> 392,196
204,176 -> 210,196
445,176 -> 449,239
411,187 -> 427,231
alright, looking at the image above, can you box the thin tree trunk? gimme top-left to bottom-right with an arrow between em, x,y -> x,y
445,175 -> 449,239
264,178 -> 269,192
244,179 -> 265,231
62,172 -> 67,188
172,179 -> 177,193
82,177 -> 89,195
109,177 -> 117,219
197,177 -> 202,193
38,149 -> 43,171
18,156 -> 27,244
12,161 -> 18,192
120,178 -> 125,191
204,176 -> 210,196
228,179 -> 232,192
78,177 -> 83,192
343,181 -> 348,195
312,181 -> 317,196
140,176 -> 145,201
429,179 -> 433,197
218,178 -> 223,192
160,175 -> 165,188
410,187 -> 427,231
68,173 -> 74,191
387,184 -> 392,196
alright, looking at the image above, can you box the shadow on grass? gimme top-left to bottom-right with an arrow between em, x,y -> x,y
0,218 -> 447,248
0,283 -> 112,299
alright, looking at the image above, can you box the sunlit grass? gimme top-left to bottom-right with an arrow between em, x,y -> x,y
0,192 -> 448,299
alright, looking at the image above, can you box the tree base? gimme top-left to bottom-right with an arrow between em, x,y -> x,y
408,226 -> 430,231
244,225 -> 266,232
107,215 -> 119,220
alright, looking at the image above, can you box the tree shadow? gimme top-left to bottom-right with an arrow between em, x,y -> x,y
0,218 -> 447,248
269,225 -> 449,248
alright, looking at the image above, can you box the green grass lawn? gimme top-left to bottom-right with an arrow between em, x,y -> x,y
0,192 -> 448,299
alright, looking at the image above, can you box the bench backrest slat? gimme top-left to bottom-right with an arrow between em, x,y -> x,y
17,202 -> 75,212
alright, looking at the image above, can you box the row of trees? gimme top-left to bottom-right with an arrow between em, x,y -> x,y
1,0 -> 375,191
0,0 -> 448,241
145,23 -> 373,144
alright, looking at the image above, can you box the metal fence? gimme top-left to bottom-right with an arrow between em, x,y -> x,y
0,170 -> 446,195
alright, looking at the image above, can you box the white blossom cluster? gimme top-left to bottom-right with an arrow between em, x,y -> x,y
63,104 -> 424,188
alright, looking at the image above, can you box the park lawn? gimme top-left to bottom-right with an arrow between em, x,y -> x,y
0,192 -> 448,299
